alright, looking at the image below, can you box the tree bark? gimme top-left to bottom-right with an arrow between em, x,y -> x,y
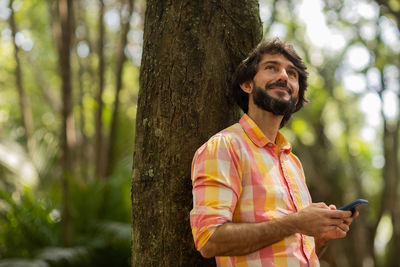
131,1 -> 262,265
8,0 -> 34,152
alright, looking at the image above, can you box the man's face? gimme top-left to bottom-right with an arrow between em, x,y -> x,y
250,53 -> 300,115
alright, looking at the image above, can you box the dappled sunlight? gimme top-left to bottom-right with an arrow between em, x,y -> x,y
379,16 -> 400,52
344,45 -> 371,71
343,73 -> 367,94
383,90 -> 399,120
374,214 -> 393,256
0,140 -> 38,188
359,93 -> 382,127
298,0 -> 346,51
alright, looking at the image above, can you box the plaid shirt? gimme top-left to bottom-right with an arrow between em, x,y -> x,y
190,114 -> 320,267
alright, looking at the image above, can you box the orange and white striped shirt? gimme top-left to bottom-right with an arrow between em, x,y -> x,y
190,114 -> 319,267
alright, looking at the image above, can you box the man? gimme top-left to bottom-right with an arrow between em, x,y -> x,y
190,38 -> 358,266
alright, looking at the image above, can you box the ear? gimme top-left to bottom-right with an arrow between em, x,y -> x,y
240,80 -> 253,94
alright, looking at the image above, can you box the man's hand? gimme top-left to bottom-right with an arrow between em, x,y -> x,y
292,202 -> 353,238
314,204 -> 359,255
318,204 -> 359,241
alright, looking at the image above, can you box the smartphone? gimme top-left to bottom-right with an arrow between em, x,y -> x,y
338,199 -> 368,214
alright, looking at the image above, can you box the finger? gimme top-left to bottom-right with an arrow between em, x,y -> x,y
352,210 -> 359,218
315,202 -> 329,209
337,223 -> 350,232
324,225 -> 337,233
329,204 -> 337,210
329,210 -> 352,218
343,217 -> 353,225
335,228 -> 347,238
329,218 -> 346,226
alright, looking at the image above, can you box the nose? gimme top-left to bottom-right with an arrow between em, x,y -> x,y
277,68 -> 289,82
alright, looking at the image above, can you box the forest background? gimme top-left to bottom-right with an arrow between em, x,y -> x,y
0,0 -> 399,266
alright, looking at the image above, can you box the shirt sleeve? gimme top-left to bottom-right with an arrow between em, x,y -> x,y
190,134 -> 242,251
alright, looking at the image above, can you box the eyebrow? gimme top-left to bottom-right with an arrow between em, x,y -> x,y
260,60 -> 299,73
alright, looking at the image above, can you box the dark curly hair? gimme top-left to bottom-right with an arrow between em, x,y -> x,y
232,38 -> 309,128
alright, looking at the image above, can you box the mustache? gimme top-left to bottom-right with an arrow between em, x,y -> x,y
266,81 -> 293,94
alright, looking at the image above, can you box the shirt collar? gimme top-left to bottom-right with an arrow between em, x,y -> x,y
239,114 -> 292,153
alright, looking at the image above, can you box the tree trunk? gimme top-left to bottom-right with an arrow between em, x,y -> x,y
105,0 -> 134,177
95,0 -> 106,178
57,0 -> 74,246
8,0 -> 34,152
131,1 -> 262,265
77,57 -> 90,183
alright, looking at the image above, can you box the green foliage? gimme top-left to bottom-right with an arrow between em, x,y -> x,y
0,259 -> 49,267
70,168 -> 132,236
0,189 -> 59,258
37,247 -> 91,267
0,169 -> 132,265
89,222 -> 131,267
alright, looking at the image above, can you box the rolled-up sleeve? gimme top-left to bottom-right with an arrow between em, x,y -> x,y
190,135 -> 242,250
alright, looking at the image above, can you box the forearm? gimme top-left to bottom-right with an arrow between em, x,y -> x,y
200,214 -> 298,258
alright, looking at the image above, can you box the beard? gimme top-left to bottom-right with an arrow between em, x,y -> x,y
252,81 -> 297,116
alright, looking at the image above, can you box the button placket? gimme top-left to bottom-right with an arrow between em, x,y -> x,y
279,152 -> 299,212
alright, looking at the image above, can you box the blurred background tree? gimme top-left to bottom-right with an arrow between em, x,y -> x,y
0,0 -> 398,266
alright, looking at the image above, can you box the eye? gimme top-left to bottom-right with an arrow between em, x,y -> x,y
265,65 -> 276,71
287,69 -> 298,78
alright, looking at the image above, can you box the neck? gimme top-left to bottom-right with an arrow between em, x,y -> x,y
247,107 -> 282,143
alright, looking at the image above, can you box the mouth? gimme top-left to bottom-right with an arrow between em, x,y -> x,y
271,86 -> 289,92
268,87 -> 292,98
266,82 -> 293,96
